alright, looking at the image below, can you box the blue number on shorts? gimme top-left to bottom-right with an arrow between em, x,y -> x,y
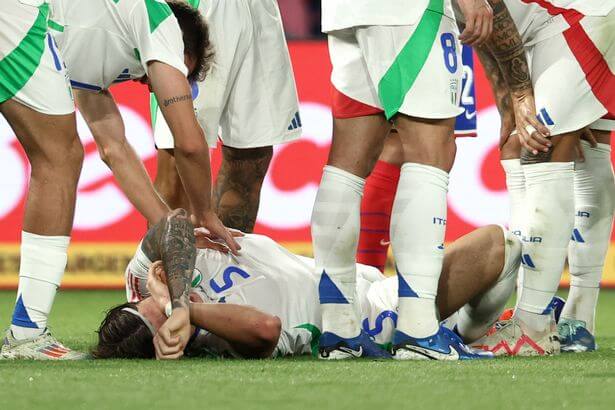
362,310 -> 398,337
440,33 -> 458,74
209,266 -> 250,293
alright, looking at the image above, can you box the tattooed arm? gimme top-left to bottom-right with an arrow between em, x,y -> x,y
482,0 -> 551,157
141,208 -> 196,359
141,208 -> 196,309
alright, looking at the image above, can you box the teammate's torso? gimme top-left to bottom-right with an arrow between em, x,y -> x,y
191,235 -> 322,356
322,0 -> 456,33
49,0 -> 186,91
503,0 -> 615,46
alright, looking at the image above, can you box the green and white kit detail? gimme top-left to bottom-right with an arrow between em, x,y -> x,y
125,230 -> 522,357
152,0 -> 301,149
48,0 -> 187,92
0,0 -> 73,115
326,0 -> 463,120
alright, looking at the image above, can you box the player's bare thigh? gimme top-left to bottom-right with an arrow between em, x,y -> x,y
0,99 -> 81,167
0,99 -> 83,234
327,114 -> 392,178
436,225 -> 508,319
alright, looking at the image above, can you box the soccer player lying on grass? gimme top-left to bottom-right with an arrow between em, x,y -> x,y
93,209 -> 525,360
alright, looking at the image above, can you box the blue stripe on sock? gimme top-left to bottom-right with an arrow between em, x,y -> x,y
397,268 -> 418,298
11,295 -> 38,329
319,271 -> 349,304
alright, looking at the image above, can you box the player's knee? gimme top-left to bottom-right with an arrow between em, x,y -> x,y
255,316 -> 281,352
221,146 -> 273,181
500,134 -> 521,160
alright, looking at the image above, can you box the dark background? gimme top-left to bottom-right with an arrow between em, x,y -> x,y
278,0 -> 323,39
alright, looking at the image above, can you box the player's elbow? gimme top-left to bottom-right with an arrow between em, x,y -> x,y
174,132 -> 208,158
254,316 -> 281,358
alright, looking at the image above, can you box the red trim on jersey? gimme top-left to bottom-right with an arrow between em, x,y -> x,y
523,0 -> 615,115
563,23 -> 615,115
521,0 -> 583,25
331,86 -> 383,119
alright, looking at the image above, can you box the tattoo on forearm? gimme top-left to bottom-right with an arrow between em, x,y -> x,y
475,47 -> 514,120
141,209 -> 196,308
487,0 -> 532,93
520,146 -> 552,164
162,94 -> 192,108
213,146 -> 273,233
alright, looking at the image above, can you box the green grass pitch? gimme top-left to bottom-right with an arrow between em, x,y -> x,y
1,290 -> 615,409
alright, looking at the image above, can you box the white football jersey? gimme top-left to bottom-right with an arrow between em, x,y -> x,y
321,0 -> 456,33
503,0 -> 615,45
49,0 -> 187,91
127,234 -> 323,357
126,234 -> 388,357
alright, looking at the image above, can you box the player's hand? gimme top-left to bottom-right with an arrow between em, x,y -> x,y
457,0 -> 493,46
194,227 -> 243,253
154,306 -> 191,360
192,212 -> 242,255
146,261 -> 171,311
511,92 -> 551,155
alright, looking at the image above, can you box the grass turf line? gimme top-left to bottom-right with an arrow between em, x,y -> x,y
1,290 -> 615,409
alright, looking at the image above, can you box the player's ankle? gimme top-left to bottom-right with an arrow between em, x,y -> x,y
396,297 -> 439,338
515,308 -> 554,337
321,303 -> 361,339
10,325 -> 44,341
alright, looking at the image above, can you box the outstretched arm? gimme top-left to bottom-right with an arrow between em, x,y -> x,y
75,89 -> 169,225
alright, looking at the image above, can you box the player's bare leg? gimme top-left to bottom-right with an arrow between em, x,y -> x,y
482,131 -> 580,356
560,130 -> 614,352
154,149 -> 191,212
213,146 -> 273,233
155,146 -> 273,233
0,100 -> 85,360
313,113 -> 392,359
437,225 -> 520,343
388,114 -> 457,359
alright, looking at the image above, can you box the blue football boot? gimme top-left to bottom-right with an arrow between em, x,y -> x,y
557,319 -> 597,353
392,325 -> 494,360
318,330 -> 392,360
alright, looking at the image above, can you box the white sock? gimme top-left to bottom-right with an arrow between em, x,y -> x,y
456,228 -> 520,342
11,232 -> 69,339
391,163 -> 448,338
501,159 -> 526,303
563,142 -> 615,334
312,166 -> 364,338
517,162 -> 575,332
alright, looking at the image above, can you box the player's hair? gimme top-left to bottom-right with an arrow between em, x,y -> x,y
92,302 -> 155,359
167,0 -> 214,83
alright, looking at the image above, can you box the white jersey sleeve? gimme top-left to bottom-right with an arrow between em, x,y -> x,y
128,0 -> 187,77
125,242 -> 152,303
